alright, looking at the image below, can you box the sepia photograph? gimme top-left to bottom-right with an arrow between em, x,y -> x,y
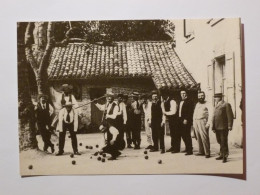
17,18 -> 244,177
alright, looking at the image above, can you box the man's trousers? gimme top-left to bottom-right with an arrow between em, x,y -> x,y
131,114 -> 141,147
215,129 -> 229,157
151,121 -> 165,150
144,116 -> 153,146
58,122 -> 78,153
193,119 -> 210,155
167,116 -> 179,151
177,118 -> 193,153
37,123 -> 54,151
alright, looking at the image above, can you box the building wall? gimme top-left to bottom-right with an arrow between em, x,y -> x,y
174,18 -> 243,146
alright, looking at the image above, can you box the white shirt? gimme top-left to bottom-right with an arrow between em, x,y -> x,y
57,108 -> 78,132
179,101 -> 184,117
161,99 -> 177,116
96,102 -> 119,120
118,102 -> 127,124
55,93 -> 81,114
142,102 -> 149,118
193,101 -> 212,126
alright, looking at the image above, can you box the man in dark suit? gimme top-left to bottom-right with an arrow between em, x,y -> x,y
147,90 -> 165,154
177,90 -> 194,155
35,94 -> 55,153
212,93 -> 234,163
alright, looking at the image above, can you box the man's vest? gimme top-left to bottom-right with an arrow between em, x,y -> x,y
36,103 -> 51,125
151,100 -> 162,123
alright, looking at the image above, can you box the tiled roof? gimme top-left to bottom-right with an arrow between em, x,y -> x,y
48,41 -> 198,90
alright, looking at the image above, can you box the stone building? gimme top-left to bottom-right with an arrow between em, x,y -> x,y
174,18 -> 243,147
47,41 -> 198,132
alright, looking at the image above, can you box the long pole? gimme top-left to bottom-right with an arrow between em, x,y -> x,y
74,95 -> 106,109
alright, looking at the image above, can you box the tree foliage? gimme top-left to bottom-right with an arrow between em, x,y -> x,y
54,20 -> 175,43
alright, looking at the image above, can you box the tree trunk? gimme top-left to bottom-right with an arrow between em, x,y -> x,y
18,22 -> 38,151
25,22 -> 55,95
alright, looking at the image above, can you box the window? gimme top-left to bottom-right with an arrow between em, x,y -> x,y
214,56 -> 226,97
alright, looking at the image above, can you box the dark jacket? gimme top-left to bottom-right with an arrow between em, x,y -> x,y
178,99 -> 194,124
35,103 -> 51,126
212,101 -> 234,130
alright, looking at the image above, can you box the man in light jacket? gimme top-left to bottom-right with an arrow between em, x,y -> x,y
56,102 -> 80,156
193,91 -> 211,158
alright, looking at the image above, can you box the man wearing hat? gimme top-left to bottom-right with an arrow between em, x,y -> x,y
52,84 -> 80,129
56,102 -> 81,156
212,93 -> 234,163
147,90 -> 165,154
130,92 -> 142,149
95,93 -> 119,128
35,94 -> 55,153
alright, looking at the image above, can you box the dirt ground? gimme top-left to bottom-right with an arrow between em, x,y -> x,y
20,132 -> 243,176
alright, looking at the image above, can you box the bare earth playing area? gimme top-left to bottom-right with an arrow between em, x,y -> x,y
20,132 -> 243,176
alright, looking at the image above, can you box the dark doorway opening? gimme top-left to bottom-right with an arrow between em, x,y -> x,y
89,88 -> 106,132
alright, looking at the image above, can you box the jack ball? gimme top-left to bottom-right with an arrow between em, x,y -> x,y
158,160 -> 162,164
28,165 -> 33,170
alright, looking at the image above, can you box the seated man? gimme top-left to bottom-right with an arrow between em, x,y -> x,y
100,125 -> 122,160
56,102 -> 81,156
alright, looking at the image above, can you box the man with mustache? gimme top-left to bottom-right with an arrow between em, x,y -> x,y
193,91 -> 211,158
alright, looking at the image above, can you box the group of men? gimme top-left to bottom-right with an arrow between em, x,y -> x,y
34,83 -> 234,163
93,89 -> 234,163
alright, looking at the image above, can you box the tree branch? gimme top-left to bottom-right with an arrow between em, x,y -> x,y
38,22 -> 55,75
24,22 -> 38,74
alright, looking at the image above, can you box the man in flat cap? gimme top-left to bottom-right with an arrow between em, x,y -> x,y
56,102 -> 81,156
35,94 -> 55,153
212,93 -> 234,163
130,92 -> 142,149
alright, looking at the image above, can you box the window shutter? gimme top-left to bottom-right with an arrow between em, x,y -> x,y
225,52 -> 236,118
207,61 -> 214,107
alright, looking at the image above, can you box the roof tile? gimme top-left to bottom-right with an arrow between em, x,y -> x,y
48,41 -> 197,90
